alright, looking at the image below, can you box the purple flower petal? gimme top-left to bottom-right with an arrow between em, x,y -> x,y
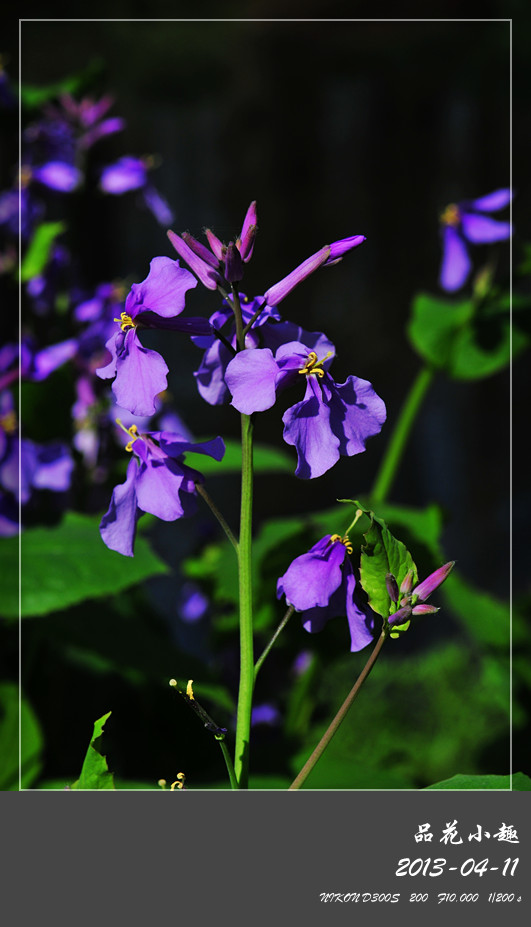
109,328 -> 169,417
225,348 -> 279,414
282,377 -> 340,479
100,157 -> 147,193
29,338 -> 78,381
277,535 -> 347,610
99,457 -> 140,557
439,224 -> 471,292
135,458 -> 186,521
470,189 -> 512,212
142,185 -> 174,227
125,255 -> 197,320
325,375 -> 386,457
461,212 -> 512,244
32,443 -> 74,492
32,161 -> 82,192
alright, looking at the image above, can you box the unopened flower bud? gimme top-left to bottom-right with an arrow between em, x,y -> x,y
323,234 -> 366,266
224,241 -> 244,282
413,561 -> 455,602
205,227 -> 226,262
264,245 -> 330,306
181,231 -> 220,268
167,230 -> 223,290
411,604 -> 440,616
399,569 -> 415,595
238,200 -> 258,262
386,572 -> 399,603
388,605 -> 412,626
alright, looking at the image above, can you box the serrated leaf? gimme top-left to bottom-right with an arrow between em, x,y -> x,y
70,712 -> 115,790
20,222 -> 66,282
425,772 -> 531,790
1,511 -> 169,619
350,501 -> 418,619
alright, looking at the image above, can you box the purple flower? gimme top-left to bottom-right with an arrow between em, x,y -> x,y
31,161 -> 82,192
96,256 -> 211,416
277,534 -> 376,652
225,340 -> 386,478
99,425 -> 225,557
99,156 -> 174,226
177,582 -> 209,623
387,561 -> 455,629
439,189 -> 512,292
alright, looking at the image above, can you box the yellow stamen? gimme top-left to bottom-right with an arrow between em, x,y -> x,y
186,679 -> 195,700
122,423 -> 138,452
170,772 -> 186,791
0,410 -> 17,434
440,203 -> 460,227
114,311 -> 136,332
298,350 -> 334,378
330,533 -> 353,555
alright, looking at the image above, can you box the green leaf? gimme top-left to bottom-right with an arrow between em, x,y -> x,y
1,511 -> 169,619
184,439 -> 294,475
350,501 -> 418,619
425,773 -> 531,790
20,222 -> 66,282
0,683 -> 44,790
408,292 -> 528,380
19,60 -> 104,109
441,572 -> 511,648
70,712 -> 115,790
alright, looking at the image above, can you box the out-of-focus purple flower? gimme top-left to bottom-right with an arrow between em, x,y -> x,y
100,156 -> 148,193
96,256 -> 210,416
177,582 -> 209,623
99,425 -> 225,557
31,161 -> 82,192
251,703 -> 281,727
225,340 -> 386,478
277,534 -> 376,652
387,561 -> 455,629
20,336 -> 78,381
439,189 -> 512,292
99,156 -> 174,227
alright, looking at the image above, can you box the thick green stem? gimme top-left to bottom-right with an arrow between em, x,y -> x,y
371,366 -> 434,505
233,412 -> 254,787
288,629 -> 387,790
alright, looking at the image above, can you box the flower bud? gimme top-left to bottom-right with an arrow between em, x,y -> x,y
385,572 -> 399,603
323,234 -> 366,266
264,246 -> 330,306
224,241 -> 244,282
411,604 -> 440,616
181,231 -> 220,268
388,605 -> 412,626
167,230 -> 223,290
413,561 -> 455,602
399,569 -> 415,595
238,200 -> 258,262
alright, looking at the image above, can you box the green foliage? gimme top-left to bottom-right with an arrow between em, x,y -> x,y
346,500 -> 418,621
408,291 -> 528,379
289,643 -> 510,789
19,60 -> 104,108
20,222 -> 65,282
70,712 -> 115,790
0,684 -> 43,790
185,439 -> 294,475
2,511 -> 169,619
425,772 -> 531,790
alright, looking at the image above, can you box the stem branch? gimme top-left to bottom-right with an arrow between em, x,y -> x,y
254,606 -> 295,680
288,629 -> 387,790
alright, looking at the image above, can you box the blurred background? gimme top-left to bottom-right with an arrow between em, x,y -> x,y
2,8 -> 528,789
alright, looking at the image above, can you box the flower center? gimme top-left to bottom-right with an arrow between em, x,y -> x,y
298,349 -> 334,378
330,533 -> 353,554
440,203 -> 461,227
114,311 -> 136,332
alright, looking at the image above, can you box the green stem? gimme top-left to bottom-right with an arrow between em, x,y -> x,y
195,483 -> 239,552
233,411 -> 254,788
254,606 -> 295,681
288,629 -> 387,790
217,737 -> 239,790
371,366 -> 434,505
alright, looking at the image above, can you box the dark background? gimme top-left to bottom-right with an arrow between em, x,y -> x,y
5,9 -> 529,788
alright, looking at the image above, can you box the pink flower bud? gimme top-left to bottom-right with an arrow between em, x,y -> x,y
264,246 -> 330,307
388,605 -> 412,626
238,200 -> 258,262
167,230 -> 223,290
399,569 -> 415,595
413,561 -> 455,601
411,604 -> 440,616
